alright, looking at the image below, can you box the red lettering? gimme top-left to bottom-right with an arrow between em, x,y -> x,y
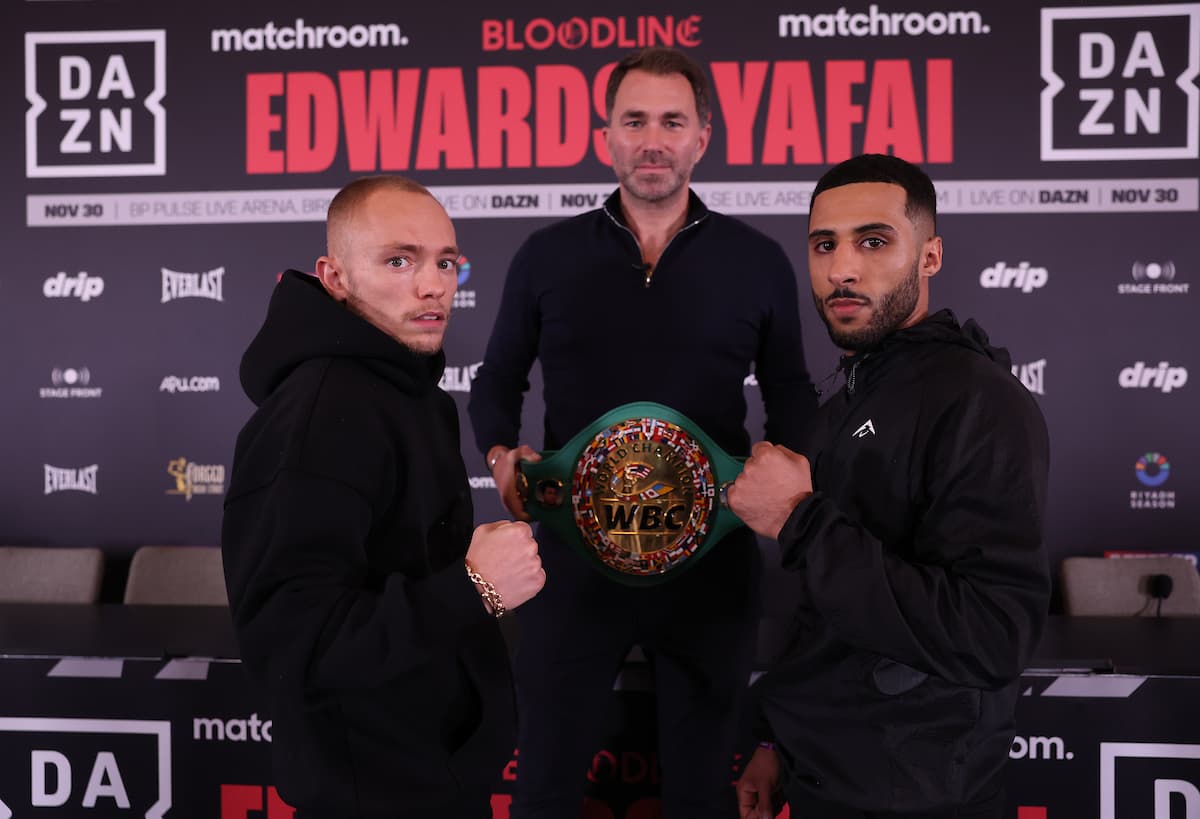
491,794 -> 513,819
266,787 -> 295,819
711,61 -> 768,165
220,785 -> 293,819
762,62 -> 823,164
286,73 -> 338,173
478,67 -> 533,168
526,19 -> 555,50
926,59 -> 953,162
617,17 -> 636,48
677,15 -> 702,47
620,751 -> 648,783
592,18 -> 616,48
863,60 -> 923,162
339,69 -> 420,172
415,68 -> 474,170
647,16 -> 670,46
246,74 -> 284,174
504,20 -> 522,50
825,60 -> 865,164
481,20 -> 504,52
581,797 -> 616,819
535,65 -> 589,167
592,62 -> 615,166
587,749 -> 617,783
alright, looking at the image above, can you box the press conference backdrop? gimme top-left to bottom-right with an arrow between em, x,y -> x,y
4,2 -> 1197,580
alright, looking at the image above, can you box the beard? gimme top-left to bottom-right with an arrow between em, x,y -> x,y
813,259 -> 921,352
615,151 -> 691,204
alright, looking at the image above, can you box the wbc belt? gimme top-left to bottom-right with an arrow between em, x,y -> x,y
517,402 -> 745,586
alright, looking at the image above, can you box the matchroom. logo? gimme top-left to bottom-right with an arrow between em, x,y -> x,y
25,30 -> 166,177
1040,4 -> 1199,160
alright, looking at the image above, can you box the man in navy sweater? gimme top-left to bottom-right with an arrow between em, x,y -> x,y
468,48 -> 818,818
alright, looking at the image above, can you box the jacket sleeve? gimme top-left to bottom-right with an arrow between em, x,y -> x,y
776,385 -> 1051,689
754,240 -> 819,452
467,237 -> 542,457
222,467 -> 491,692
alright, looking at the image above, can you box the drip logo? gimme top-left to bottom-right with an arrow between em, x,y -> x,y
25,30 -> 167,177
453,255 -> 475,310
43,272 -> 104,302
44,464 -> 99,495
166,458 -> 226,501
1120,260 -> 1189,295
1041,5 -> 1200,160
1119,361 -> 1188,393
979,261 -> 1048,293
41,367 -> 103,399
1012,359 -> 1046,395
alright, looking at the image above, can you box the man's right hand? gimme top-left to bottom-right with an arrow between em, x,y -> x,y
736,746 -> 782,819
465,520 -> 545,611
487,444 -> 541,521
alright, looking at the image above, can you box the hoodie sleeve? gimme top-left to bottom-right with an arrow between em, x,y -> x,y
753,238 -> 819,452
468,236 -> 542,457
776,380 -> 1051,689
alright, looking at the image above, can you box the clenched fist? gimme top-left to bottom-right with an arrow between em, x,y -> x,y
465,520 -> 545,611
725,441 -> 813,540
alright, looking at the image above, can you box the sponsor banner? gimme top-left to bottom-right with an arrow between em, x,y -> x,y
165,458 -> 226,501
26,178 -> 1200,226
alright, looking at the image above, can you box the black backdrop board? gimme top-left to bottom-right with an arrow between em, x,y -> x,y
5,4 -> 1198,580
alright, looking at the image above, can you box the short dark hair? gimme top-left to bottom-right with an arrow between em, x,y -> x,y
326,175 -> 434,255
605,47 -> 711,124
811,154 -> 937,230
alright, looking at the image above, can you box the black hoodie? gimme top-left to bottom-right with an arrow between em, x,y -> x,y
222,271 -> 514,818
754,309 -> 1050,812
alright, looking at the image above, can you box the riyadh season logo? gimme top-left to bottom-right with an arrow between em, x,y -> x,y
161,267 -> 224,303
979,261 -> 1048,293
1131,452 -> 1175,510
44,464 -> 98,495
439,362 -> 482,393
1040,4 -> 1200,160
43,272 -> 104,302
778,6 -> 989,38
453,255 -> 475,310
1012,359 -> 1046,395
210,19 -> 408,52
1119,260 -> 1189,295
159,376 -> 220,394
165,457 -> 225,500
25,30 -> 166,177
41,367 -> 102,399
1119,361 -> 1188,393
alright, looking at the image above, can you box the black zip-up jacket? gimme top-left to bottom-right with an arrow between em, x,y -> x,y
753,309 -> 1050,812
469,189 -> 817,459
222,271 -> 514,818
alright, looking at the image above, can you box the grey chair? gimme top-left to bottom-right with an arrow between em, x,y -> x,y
123,545 -> 228,606
0,546 -> 105,603
1060,556 -> 1200,617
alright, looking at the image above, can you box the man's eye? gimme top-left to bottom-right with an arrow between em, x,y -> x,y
437,259 -> 457,271
863,237 -> 886,249
814,241 -> 834,253
386,257 -> 410,268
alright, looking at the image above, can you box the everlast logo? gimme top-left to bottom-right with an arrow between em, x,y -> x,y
161,267 -> 224,302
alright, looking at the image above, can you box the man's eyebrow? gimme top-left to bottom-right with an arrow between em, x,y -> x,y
807,223 -> 898,240
376,242 -> 460,256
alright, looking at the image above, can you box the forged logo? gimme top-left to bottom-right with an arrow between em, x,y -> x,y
1040,5 -> 1200,160
166,458 -> 226,501
25,30 -> 166,177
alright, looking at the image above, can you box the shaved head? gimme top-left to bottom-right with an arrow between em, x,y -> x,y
326,176 -> 436,258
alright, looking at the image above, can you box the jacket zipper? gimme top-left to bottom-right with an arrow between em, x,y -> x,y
603,206 -> 706,288
847,359 -> 862,395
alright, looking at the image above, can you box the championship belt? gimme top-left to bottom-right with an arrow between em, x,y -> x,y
517,401 -> 745,586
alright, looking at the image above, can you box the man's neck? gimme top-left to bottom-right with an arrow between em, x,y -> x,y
618,187 -> 691,268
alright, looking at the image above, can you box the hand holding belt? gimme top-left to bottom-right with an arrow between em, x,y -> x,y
517,401 -> 745,586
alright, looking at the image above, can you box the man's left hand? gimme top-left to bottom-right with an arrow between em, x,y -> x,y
726,442 -> 813,540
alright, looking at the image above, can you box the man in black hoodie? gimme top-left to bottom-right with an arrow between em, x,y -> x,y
222,176 -> 545,819
729,154 -> 1050,819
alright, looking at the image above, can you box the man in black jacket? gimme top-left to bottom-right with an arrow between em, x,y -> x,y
222,176 -> 545,819
729,154 -> 1050,819
468,48 -> 818,818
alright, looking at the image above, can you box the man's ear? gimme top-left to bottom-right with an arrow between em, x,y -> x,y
920,235 -> 943,279
315,256 -> 349,301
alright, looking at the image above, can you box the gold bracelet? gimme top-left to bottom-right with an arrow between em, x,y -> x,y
465,560 -> 506,619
